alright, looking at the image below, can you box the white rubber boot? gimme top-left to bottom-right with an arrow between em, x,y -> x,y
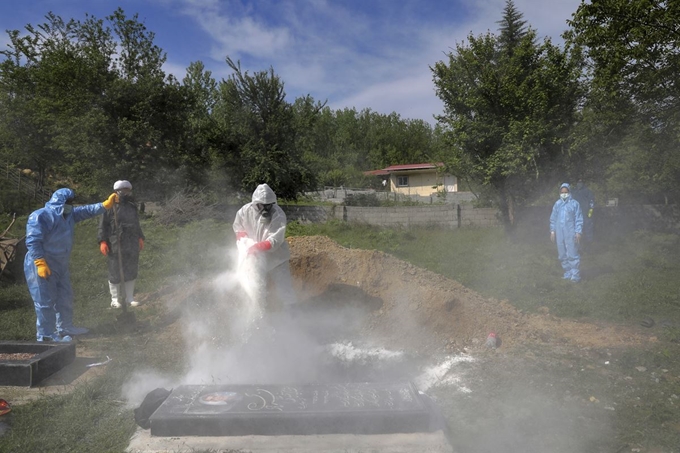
125,279 -> 140,307
109,281 -> 121,308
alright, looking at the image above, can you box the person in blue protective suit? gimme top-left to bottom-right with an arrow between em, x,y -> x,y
24,188 -> 118,342
571,179 -> 595,246
550,183 -> 584,282
233,183 -> 297,309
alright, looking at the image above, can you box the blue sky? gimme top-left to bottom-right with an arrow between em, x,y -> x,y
0,0 -> 582,124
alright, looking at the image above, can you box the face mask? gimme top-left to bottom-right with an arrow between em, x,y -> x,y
560,193 -> 569,201
259,203 -> 274,218
63,204 -> 73,215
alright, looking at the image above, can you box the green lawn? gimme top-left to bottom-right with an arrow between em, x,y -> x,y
288,219 -> 680,328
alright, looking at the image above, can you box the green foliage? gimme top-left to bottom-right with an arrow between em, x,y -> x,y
0,8 -> 446,204
432,0 -> 582,226
0,9 -> 195,200
566,0 -> 680,203
213,57 -> 316,200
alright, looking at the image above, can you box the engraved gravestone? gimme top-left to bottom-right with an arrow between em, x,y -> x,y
149,382 -> 433,436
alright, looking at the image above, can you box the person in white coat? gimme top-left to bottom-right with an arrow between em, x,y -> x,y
233,183 -> 297,309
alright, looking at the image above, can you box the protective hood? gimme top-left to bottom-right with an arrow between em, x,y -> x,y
46,188 -> 75,216
560,183 -> 570,192
251,184 -> 277,205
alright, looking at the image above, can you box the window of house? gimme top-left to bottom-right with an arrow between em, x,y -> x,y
397,176 -> 409,187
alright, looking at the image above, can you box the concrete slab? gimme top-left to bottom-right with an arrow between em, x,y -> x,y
127,427 -> 455,453
0,341 -> 76,386
150,382 -> 432,437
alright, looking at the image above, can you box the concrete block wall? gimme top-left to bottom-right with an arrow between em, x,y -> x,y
151,201 -> 678,232
458,204 -> 501,227
344,205 -> 459,228
153,203 -> 502,229
280,205 -> 330,223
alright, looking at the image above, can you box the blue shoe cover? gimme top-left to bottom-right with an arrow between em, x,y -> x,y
60,326 -> 89,336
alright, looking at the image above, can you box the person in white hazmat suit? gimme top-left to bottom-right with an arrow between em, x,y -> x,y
233,184 -> 297,310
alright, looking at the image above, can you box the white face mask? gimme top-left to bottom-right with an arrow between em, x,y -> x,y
560,193 -> 569,201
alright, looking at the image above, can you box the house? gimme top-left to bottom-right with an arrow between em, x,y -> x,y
364,162 -> 457,196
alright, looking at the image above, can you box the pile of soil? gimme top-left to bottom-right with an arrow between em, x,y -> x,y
288,236 -> 650,354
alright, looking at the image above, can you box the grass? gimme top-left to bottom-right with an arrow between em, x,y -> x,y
287,219 -> 680,326
0,215 -> 679,451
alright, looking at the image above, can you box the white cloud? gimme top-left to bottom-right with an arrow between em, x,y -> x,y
179,0 -> 291,61
170,0 -> 582,123
162,60 -> 189,81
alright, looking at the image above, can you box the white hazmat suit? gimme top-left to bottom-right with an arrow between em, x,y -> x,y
233,184 -> 296,308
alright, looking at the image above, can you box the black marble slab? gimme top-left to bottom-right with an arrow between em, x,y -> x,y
0,341 -> 76,387
150,382 -> 433,437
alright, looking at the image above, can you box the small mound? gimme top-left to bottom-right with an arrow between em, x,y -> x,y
288,236 -> 649,352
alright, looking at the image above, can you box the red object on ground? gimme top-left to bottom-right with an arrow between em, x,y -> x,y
0,399 -> 11,416
485,332 -> 498,349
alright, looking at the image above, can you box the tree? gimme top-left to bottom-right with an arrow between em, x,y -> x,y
432,0 -> 582,226
0,9 -> 195,200
214,57 -> 315,199
566,0 -> 680,203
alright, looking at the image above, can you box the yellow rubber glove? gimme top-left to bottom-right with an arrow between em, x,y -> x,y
34,258 -> 51,279
588,208 -> 593,218
102,193 -> 118,210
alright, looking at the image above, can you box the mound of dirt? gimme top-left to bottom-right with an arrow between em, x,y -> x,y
288,236 -> 650,353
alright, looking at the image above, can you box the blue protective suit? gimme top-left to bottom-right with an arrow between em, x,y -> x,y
24,188 -> 106,340
549,184 -> 584,282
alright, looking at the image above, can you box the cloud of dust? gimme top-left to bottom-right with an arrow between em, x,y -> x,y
123,237 -> 352,406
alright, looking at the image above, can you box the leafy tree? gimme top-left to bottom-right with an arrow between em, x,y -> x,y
0,13 -> 115,187
215,57 -> 316,200
566,0 -> 680,203
432,0 -> 582,226
0,9 -> 195,200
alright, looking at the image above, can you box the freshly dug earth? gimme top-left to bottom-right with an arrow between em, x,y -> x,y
288,235 -> 652,354
287,236 -> 677,453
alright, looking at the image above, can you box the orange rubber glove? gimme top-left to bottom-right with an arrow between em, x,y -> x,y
235,231 -> 248,240
247,240 -> 272,256
99,241 -> 109,256
139,238 -> 144,251
34,258 -> 51,278
102,193 -> 118,210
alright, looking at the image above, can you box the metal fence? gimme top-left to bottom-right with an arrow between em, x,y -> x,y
2,165 -> 52,206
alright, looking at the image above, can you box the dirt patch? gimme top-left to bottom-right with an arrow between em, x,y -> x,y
288,236 -> 652,353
